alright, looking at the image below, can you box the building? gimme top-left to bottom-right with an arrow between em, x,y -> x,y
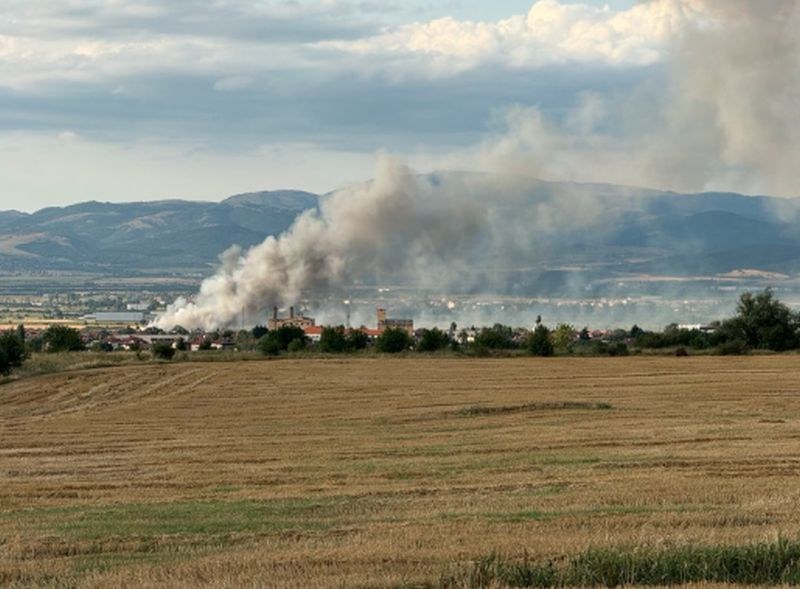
267,306 -> 316,330
83,312 -> 149,324
376,308 -> 414,335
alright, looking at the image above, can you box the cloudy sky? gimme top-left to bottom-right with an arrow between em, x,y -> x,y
1,0 -> 796,211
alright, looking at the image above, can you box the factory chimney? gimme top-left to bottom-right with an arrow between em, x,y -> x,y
290,306 -> 295,319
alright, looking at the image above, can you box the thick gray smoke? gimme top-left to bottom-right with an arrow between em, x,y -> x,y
156,158 -> 490,330
469,0 -> 799,198
155,0 -> 798,330
647,0 -> 800,196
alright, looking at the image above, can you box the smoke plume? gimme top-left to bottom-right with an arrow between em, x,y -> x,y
156,158 -> 488,330
155,0 -> 799,330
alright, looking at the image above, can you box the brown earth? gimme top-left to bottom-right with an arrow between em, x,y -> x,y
2,356 -> 800,587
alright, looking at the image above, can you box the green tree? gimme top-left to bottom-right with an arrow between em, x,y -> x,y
722,289 -> 799,351
42,325 -> 85,353
152,342 -> 176,360
346,329 -> 370,351
257,326 -> 307,355
319,326 -> 349,353
474,324 -> 516,350
527,325 -> 554,357
376,328 -> 413,354
552,323 -> 575,352
0,330 -> 28,375
417,328 -> 449,352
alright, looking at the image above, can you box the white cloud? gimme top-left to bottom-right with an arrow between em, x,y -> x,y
322,0 -> 709,74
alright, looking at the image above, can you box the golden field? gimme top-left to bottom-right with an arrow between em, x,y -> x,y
2,356 -> 800,588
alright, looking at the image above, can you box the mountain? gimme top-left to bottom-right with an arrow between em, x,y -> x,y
2,180 -> 800,284
0,190 -> 318,273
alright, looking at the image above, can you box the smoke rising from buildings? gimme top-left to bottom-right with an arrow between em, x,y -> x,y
155,0 -> 798,330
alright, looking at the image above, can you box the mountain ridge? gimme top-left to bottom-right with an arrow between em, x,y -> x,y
1,179 -> 799,282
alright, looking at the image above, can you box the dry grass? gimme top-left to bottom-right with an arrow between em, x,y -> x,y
2,356 -> 800,587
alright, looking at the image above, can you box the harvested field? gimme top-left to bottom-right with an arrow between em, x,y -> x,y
2,356 -> 800,587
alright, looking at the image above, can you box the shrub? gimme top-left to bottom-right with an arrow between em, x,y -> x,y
717,339 -> 749,356
151,342 -> 176,360
287,338 -> 306,353
376,328 -> 413,353
675,347 -> 689,357
258,338 -> 281,356
592,341 -> 629,357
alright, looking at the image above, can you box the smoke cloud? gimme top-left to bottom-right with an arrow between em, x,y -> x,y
465,0 -> 800,197
155,0 -> 798,330
156,158 -> 488,330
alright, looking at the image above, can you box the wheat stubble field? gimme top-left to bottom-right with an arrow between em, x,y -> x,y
2,356 -> 800,588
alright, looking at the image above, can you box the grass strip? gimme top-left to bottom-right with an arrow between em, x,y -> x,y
457,402 -> 613,417
437,538 -> 800,587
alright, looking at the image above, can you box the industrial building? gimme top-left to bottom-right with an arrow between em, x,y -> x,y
376,308 -> 414,335
267,306 -> 316,330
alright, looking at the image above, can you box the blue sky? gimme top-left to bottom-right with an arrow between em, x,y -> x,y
0,0 -> 709,210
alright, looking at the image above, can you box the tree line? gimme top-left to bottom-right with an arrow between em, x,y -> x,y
2,290 -> 799,376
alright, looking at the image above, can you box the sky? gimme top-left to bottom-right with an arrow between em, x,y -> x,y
0,0 -> 794,211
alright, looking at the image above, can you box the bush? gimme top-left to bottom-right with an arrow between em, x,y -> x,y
717,339 -> 749,356
42,325 -> 85,353
151,342 -> 176,360
675,347 -> 689,357
258,338 -> 282,356
592,341 -> 629,357
376,328 -> 413,354
527,325 -> 554,357
0,330 -> 28,375
287,338 -> 305,353
417,328 -> 450,352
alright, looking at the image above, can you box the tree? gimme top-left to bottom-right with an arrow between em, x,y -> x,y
346,329 -> 370,351
723,289 -> 799,351
376,328 -> 413,354
174,337 -> 188,352
152,342 -> 176,360
319,326 -> 349,353
0,330 -> 28,375
252,325 -> 268,340
474,324 -> 516,350
257,326 -> 307,355
527,325 -> 554,357
630,324 -> 645,339
417,328 -> 450,352
552,324 -> 575,352
42,325 -> 85,353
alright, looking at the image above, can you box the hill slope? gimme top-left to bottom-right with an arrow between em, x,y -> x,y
2,179 -> 799,281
